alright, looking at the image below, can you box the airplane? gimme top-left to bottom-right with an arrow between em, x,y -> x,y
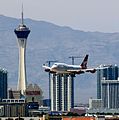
42,54 -> 97,74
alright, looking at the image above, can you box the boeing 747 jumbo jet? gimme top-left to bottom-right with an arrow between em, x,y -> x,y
43,55 -> 97,74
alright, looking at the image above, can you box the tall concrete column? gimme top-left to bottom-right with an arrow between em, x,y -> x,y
14,11 -> 30,95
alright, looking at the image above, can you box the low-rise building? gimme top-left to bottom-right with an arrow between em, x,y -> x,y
89,98 -> 103,109
0,99 -> 26,117
25,84 -> 43,105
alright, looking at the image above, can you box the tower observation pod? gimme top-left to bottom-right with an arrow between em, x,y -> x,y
14,10 -> 30,95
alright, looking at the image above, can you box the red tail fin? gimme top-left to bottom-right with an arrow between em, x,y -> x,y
80,54 -> 88,69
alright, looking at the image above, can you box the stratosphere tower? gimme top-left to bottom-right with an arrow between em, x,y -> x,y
14,9 -> 30,95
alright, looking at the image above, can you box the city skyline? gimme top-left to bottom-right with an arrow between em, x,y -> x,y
0,14 -> 118,104
0,0 -> 119,32
0,1 -> 119,118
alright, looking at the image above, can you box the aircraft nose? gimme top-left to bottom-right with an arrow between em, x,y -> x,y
51,65 -> 57,69
45,69 -> 50,72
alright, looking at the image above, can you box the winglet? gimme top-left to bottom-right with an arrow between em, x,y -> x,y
80,54 -> 88,69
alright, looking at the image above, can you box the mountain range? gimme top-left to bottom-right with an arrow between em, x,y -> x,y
0,15 -> 119,103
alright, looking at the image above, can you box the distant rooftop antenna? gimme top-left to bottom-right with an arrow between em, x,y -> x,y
21,3 -> 24,25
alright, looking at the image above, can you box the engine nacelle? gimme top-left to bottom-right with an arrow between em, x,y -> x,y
90,69 -> 96,73
75,71 -> 85,74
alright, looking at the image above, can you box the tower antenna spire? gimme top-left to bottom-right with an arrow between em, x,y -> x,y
21,3 -> 24,25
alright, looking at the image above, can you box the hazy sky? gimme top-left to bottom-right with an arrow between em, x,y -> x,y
0,0 -> 119,32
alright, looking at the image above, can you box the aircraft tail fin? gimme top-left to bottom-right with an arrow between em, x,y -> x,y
80,54 -> 88,69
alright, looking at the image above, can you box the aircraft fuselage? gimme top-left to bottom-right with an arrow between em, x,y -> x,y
50,63 -> 82,74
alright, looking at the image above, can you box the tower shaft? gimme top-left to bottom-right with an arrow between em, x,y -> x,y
17,38 -> 27,94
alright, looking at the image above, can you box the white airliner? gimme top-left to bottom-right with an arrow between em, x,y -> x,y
43,54 -> 97,74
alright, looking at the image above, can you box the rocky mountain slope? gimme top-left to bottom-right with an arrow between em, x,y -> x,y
0,15 -> 119,103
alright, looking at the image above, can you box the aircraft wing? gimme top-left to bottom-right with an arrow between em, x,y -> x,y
67,69 -> 86,74
85,66 -> 109,73
67,68 -> 96,74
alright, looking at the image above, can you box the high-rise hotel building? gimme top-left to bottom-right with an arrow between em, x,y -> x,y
50,74 -> 74,111
97,64 -> 119,109
0,68 -> 7,99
